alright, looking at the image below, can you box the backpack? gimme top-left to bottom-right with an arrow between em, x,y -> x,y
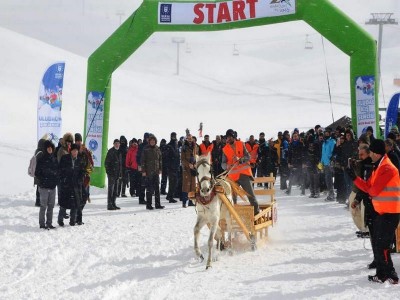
28,151 -> 42,177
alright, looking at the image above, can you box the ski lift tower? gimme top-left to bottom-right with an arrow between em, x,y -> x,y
172,37 -> 185,75
305,34 -> 313,49
233,44 -> 239,56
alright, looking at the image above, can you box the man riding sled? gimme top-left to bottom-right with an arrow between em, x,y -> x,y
222,129 -> 260,215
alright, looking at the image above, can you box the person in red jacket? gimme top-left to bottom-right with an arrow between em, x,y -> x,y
126,138 -> 140,198
347,139 -> 400,284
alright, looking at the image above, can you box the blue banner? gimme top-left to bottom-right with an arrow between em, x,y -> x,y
385,93 -> 400,138
37,62 -> 65,143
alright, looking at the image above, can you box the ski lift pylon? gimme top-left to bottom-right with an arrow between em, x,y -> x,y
305,34 -> 313,50
233,44 -> 239,56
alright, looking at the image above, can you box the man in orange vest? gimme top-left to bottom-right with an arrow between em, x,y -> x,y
222,129 -> 260,215
347,139 -> 400,284
199,135 -> 214,156
245,135 -> 259,177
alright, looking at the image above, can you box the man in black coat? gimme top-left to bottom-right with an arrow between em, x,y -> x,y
160,138 -> 169,195
137,133 -> 150,204
35,140 -> 59,229
211,135 -> 223,177
117,135 -> 129,197
58,143 -> 85,226
105,139 -> 122,210
165,132 -> 179,203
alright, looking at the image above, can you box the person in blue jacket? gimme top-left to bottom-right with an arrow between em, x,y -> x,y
321,128 -> 336,201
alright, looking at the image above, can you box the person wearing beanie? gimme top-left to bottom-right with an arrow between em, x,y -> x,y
321,128 -> 336,201
58,140 -> 85,226
126,138 -> 140,197
75,133 -> 94,221
117,136 -> 129,198
366,126 -> 375,143
346,138 -> 400,284
141,135 -> 164,210
160,138 -> 168,195
105,139 -> 122,210
222,129 -> 260,215
74,133 -> 83,143
164,132 -> 180,203
35,140 -> 59,229
136,133 -> 150,205
181,134 -> 200,208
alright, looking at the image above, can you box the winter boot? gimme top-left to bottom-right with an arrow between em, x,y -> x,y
113,202 -> 121,210
367,261 -> 377,269
146,192 -> 154,210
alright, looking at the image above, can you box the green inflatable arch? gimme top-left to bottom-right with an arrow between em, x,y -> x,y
85,0 -> 377,187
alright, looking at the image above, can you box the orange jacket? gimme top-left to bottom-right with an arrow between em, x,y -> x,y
354,155 -> 400,214
199,142 -> 214,156
245,142 -> 259,164
223,141 -> 253,181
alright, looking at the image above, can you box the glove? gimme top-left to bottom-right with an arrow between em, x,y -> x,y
345,167 -> 357,180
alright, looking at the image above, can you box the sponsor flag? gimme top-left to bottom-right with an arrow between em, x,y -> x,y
85,91 -> 105,168
385,93 -> 400,137
37,62 -> 65,143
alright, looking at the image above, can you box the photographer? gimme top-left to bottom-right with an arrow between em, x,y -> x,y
350,144 -> 377,268
347,139 -> 400,284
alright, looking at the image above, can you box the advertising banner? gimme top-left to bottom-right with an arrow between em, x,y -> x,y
37,62 -> 65,143
355,76 -> 376,137
158,0 -> 296,25
385,93 -> 400,138
85,92 -> 105,168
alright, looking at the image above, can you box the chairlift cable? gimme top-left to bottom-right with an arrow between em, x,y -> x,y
321,35 -> 335,124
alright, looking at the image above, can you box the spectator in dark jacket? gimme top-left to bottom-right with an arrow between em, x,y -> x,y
58,143 -> 85,226
141,135 -> 164,210
258,138 -> 278,179
105,139 -> 122,210
385,138 -> 400,173
165,132 -> 179,203
35,140 -> 59,229
160,138 -> 168,195
117,135 -> 129,198
34,138 -> 47,207
286,132 -> 305,195
341,129 -> 358,200
304,135 -> 321,198
137,133 -> 150,204
211,135 -> 223,177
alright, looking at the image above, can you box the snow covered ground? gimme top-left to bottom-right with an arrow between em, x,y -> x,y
1,184 -> 399,299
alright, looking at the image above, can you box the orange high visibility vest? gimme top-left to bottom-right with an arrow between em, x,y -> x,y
370,156 -> 400,214
199,142 -> 214,156
223,141 -> 253,181
245,142 -> 259,164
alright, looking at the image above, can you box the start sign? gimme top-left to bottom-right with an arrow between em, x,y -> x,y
158,0 -> 296,25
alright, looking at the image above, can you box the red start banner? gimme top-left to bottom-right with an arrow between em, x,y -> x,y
158,0 -> 296,25
193,0 -> 258,24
